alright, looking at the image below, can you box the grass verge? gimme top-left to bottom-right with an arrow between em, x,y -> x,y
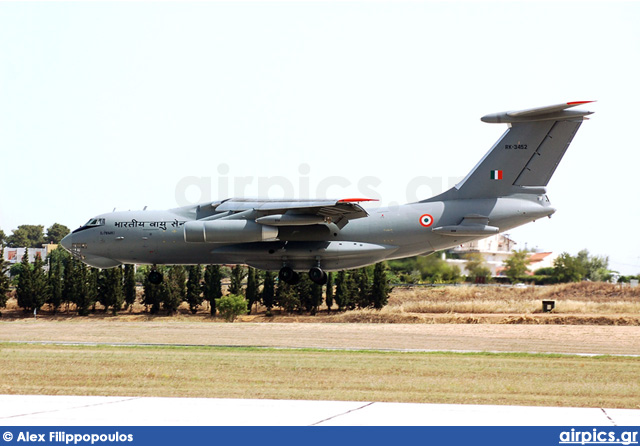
1,343 -> 638,409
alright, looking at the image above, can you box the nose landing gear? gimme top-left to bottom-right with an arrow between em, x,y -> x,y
148,268 -> 164,285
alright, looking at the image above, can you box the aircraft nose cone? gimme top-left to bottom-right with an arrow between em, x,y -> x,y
60,234 -> 72,252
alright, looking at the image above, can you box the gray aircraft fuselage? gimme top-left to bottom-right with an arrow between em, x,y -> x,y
61,101 -> 593,281
61,195 -> 553,271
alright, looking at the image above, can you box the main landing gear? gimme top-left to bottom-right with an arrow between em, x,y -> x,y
308,266 -> 328,285
148,268 -> 164,285
278,266 -> 300,285
278,266 -> 328,285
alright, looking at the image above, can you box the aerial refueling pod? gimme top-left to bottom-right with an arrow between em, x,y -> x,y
184,220 -> 278,243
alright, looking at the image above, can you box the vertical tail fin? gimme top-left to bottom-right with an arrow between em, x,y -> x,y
425,101 -> 594,201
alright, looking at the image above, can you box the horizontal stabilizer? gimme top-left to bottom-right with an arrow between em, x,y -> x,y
481,101 -> 594,123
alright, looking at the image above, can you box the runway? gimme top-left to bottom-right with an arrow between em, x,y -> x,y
1,395 -> 639,426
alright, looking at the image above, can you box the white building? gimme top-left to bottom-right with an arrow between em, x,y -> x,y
445,234 -> 516,276
2,244 -> 58,265
444,234 -> 556,277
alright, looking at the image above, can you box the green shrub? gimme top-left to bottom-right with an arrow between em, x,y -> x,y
215,294 -> 248,322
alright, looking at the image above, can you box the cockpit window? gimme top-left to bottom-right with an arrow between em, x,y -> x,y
73,217 -> 106,233
83,218 -> 106,227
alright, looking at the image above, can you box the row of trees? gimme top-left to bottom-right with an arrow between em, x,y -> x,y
4,247 -> 137,316
0,224 -> 70,248
544,250 -> 613,283
388,249 -> 621,285
477,248 -> 618,284
0,245 -> 392,317
140,262 -> 390,316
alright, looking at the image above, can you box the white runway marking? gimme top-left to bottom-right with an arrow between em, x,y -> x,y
1,395 -> 638,426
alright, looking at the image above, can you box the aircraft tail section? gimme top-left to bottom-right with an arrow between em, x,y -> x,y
424,102 -> 594,202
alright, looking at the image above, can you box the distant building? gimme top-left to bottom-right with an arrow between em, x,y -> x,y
445,234 -> 516,276
524,251 -> 558,273
2,244 -> 58,265
444,234 -> 556,277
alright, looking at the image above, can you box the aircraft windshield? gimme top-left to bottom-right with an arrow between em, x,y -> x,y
73,217 -> 106,234
83,218 -> 106,227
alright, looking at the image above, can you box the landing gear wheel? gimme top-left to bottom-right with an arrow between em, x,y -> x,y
288,272 -> 300,285
148,270 -> 164,285
279,266 -> 300,285
309,267 -> 328,285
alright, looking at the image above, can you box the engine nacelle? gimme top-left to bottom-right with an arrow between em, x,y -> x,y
184,220 -> 278,243
255,214 -> 325,226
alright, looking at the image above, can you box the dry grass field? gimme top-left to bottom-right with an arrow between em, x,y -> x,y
334,282 -> 640,325
1,343 -> 639,408
1,282 -> 639,408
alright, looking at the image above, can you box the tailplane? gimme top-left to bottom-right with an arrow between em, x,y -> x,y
425,101 -> 594,201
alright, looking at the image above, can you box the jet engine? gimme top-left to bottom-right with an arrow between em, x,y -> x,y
184,220 -> 278,243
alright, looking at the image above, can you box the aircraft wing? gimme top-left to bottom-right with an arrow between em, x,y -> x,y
213,197 -> 377,228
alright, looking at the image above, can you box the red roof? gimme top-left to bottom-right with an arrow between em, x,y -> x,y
528,252 -> 552,263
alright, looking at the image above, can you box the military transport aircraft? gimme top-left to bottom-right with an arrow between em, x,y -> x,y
61,101 -> 594,285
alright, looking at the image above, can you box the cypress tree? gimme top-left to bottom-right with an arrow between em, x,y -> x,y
82,266 -> 99,316
163,266 -> 186,314
334,270 -> 346,311
142,268 -> 165,315
245,267 -> 258,314
100,266 -> 124,315
16,249 -> 34,312
202,265 -> 223,317
185,265 -> 203,314
63,256 -> 79,313
97,269 -> 109,310
0,246 -> 10,313
228,265 -> 245,295
31,253 -> 48,312
346,271 -> 359,310
371,262 -> 392,309
261,271 -> 275,316
324,272 -> 334,313
46,247 -> 67,313
352,268 -> 371,308
67,260 -> 97,316
310,281 -> 323,315
123,264 -> 137,311
62,256 -> 75,313
296,274 -> 313,313
275,280 -> 299,314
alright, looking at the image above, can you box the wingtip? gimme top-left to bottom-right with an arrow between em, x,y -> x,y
567,100 -> 596,105
338,198 -> 379,203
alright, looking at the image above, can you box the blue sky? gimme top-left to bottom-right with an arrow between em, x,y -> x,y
1,1 -> 639,274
